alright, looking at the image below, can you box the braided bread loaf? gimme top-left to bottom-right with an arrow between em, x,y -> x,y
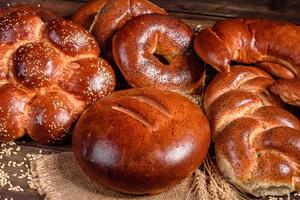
270,79 -> 300,107
0,6 -> 115,144
204,65 -> 300,197
194,18 -> 300,108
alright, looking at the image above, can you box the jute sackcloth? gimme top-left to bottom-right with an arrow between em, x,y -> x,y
29,94 -> 244,200
30,152 -> 209,200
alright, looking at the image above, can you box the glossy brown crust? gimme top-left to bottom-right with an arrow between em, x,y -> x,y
0,84 -> 31,142
27,90 -> 83,144
60,58 -> 116,105
46,18 -> 100,57
0,6 -> 115,144
13,42 -> 64,89
205,65 -> 300,197
0,5 -> 58,22
72,0 -> 108,30
195,18 -> 300,109
194,18 -> 300,79
270,79 -> 300,107
0,10 -> 44,44
72,0 -> 166,57
113,14 -> 204,92
73,88 -> 210,194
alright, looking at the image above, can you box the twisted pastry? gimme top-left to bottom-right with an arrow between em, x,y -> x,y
194,18 -> 300,107
204,65 -> 300,197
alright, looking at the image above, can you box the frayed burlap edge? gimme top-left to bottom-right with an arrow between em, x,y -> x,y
29,68 -> 246,200
30,152 -> 246,200
30,152 -> 195,200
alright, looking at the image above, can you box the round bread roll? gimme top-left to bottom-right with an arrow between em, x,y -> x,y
72,88 -> 210,194
72,0 -> 166,58
0,6 -> 115,144
112,14 -> 204,93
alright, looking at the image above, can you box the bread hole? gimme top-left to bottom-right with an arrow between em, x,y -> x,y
153,52 -> 170,65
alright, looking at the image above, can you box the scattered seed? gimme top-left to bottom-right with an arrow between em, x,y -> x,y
0,141 -> 44,196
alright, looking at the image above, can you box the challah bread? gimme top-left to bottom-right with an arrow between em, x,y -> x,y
204,65 -> 300,197
72,0 -> 166,58
195,18 -> 300,118
270,79 -> 300,107
0,6 -> 115,144
113,14 -> 204,93
194,18 -> 300,79
0,5 -> 58,21
73,88 -> 210,194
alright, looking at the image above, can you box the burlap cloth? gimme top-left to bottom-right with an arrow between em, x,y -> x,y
30,152 -> 209,200
29,94 -> 244,200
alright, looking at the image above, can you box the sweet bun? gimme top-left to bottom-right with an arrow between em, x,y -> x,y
0,6 -> 115,144
113,14 -> 204,92
73,88 -> 210,194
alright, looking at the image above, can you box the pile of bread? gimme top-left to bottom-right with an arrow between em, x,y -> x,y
0,0 -> 299,198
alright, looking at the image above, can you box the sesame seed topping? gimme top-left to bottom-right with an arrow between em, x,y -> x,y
0,9 -> 114,144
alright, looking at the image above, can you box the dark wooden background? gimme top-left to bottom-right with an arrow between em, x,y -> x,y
1,0 -> 300,26
0,0 -> 299,199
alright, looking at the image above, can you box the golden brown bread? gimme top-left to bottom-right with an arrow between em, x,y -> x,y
194,18 -> 300,79
204,65 -> 300,197
113,14 -> 204,92
270,79 -> 300,107
73,88 -> 210,194
0,6 -> 115,144
0,5 -> 58,21
72,0 -> 108,30
72,0 -> 166,58
195,18 -> 300,114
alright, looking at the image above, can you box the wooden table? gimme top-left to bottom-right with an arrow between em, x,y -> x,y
0,0 -> 299,199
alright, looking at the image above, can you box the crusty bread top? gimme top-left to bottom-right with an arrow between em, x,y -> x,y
73,88 -> 210,194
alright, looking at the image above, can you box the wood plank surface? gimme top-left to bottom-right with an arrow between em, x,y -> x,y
0,0 -> 299,199
0,141 -> 69,200
0,0 -> 300,24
